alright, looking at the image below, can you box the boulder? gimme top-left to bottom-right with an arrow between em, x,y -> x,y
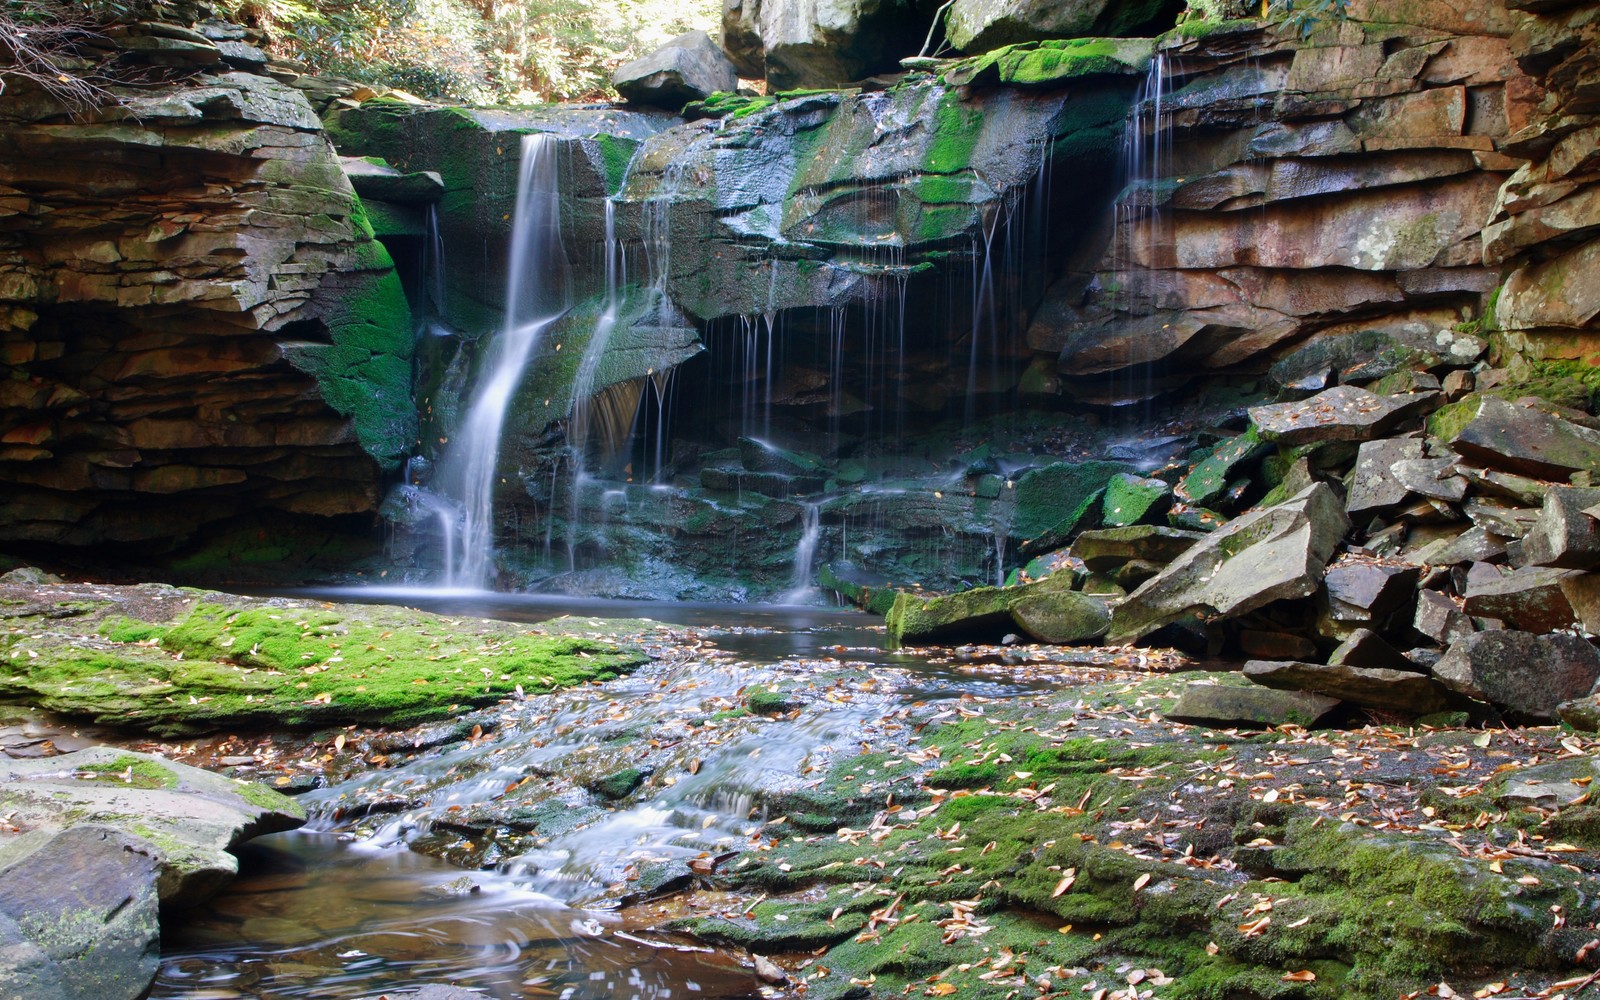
1345,438 -> 1426,515
1323,560 -> 1420,629
0,825 -> 161,1000
1390,457 -> 1468,502
1433,631 -> 1600,721
1462,565 -> 1579,633
1070,525 -> 1205,572
1101,473 -> 1173,527
614,30 -> 739,108
1108,484 -> 1350,643
1560,572 -> 1600,634
1414,589 -> 1476,646
1249,386 -> 1434,446
0,747 -> 305,907
1008,589 -> 1112,644
1510,485 -> 1600,570
1431,395 -> 1600,481
1329,627 -> 1418,671
886,585 -> 1022,646
1179,429 -> 1273,508
1166,680 -> 1341,729
721,0 -> 932,88
945,0 -> 1169,53
1011,461 -> 1132,553
1243,659 -> 1454,714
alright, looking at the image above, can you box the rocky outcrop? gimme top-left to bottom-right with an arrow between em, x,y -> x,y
1030,1 -> 1529,404
0,21 -> 416,572
1483,0 -> 1600,345
0,746 -> 303,1000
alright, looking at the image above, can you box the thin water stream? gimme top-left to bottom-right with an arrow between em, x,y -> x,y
148,592 -> 1083,999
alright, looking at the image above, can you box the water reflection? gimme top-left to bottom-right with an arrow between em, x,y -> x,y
154,832 -> 759,1000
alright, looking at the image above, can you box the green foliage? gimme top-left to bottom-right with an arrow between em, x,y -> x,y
1270,0 -> 1351,38
253,0 -> 721,103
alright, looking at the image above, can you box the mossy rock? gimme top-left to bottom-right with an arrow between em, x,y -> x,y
0,588 -> 648,735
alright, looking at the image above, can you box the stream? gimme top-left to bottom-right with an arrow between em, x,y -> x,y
146,590 -> 1104,1000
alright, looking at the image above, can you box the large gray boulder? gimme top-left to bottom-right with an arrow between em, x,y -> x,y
0,825 -> 162,1000
722,0 -> 932,88
1433,631 -> 1600,721
1108,484 -> 1351,643
614,30 -> 739,108
0,747 -> 305,907
945,0 -> 1170,53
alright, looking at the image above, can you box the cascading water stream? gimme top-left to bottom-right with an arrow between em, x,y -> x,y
434,134 -> 571,589
782,501 -> 822,604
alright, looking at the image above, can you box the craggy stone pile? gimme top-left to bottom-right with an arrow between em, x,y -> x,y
886,343 -> 1600,728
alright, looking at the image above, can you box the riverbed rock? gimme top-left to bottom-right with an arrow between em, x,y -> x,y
614,30 -> 738,108
1109,484 -> 1350,643
1166,678 -> 1342,728
0,825 -> 161,1000
1433,631 -> 1600,721
1243,659 -> 1453,714
1008,588 -> 1111,644
0,747 -> 304,907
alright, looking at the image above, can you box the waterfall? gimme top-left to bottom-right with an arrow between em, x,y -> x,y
434,134 -> 571,589
782,501 -> 822,604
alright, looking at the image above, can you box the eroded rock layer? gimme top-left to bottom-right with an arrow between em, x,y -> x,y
0,23 -> 414,569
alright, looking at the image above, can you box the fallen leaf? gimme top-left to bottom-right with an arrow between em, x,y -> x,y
1281,970 -> 1316,982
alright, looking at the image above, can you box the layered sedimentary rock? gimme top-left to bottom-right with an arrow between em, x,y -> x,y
1032,0 -> 1531,402
0,21 -> 415,567
1484,0 -> 1600,349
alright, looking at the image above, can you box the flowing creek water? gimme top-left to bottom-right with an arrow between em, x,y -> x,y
145,590 -> 1129,1000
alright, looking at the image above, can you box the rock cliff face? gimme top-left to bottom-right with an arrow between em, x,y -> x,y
0,22 -> 414,573
1031,1 -> 1533,403
1486,0 -> 1600,350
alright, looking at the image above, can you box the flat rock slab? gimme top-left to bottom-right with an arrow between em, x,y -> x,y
0,824 -> 161,1000
1435,394 -> 1600,481
0,746 -> 304,907
1433,630 -> 1600,722
1167,680 -> 1341,728
1249,386 -> 1433,446
1070,525 -> 1205,572
1493,756 -> 1600,809
1243,659 -> 1453,714
1109,484 -> 1350,643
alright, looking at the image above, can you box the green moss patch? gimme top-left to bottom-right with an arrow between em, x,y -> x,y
1,590 -> 648,736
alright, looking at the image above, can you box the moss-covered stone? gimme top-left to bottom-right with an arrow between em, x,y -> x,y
0,586 -> 647,735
